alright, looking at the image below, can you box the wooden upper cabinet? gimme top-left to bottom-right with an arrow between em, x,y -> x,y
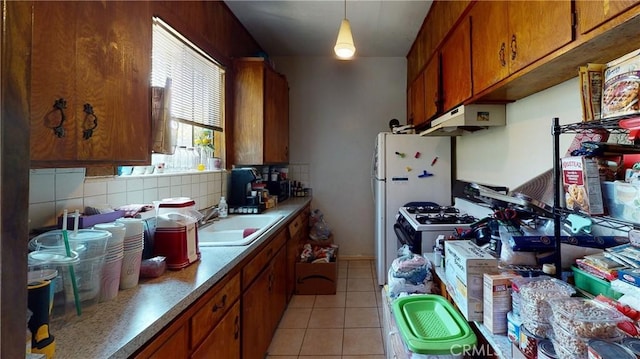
507,1 -> 573,73
30,1 -> 151,167
407,71 -> 426,125
470,1 -> 509,93
233,58 -> 289,165
424,55 -> 440,123
576,0 -> 639,35
440,17 -> 471,112
470,1 -> 572,95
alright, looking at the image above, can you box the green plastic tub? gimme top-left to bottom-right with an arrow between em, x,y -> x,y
572,265 -> 622,300
392,294 -> 477,355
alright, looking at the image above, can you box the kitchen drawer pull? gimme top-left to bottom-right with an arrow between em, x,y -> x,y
82,103 -> 99,140
46,98 -> 67,138
211,294 -> 227,312
511,34 -> 517,61
499,43 -> 506,67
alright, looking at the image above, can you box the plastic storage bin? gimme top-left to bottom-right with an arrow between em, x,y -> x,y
392,294 -> 476,357
572,265 -> 622,299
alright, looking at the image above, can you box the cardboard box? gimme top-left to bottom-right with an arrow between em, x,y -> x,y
295,246 -> 338,295
483,273 -> 518,335
562,156 -> 604,215
444,240 -> 499,321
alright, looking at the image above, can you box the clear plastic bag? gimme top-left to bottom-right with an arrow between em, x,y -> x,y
309,209 -> 331,240
387,246 -> 433,298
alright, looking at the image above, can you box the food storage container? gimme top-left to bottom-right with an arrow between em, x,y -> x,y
548,297 -> 627,338
518,277 -> 575,324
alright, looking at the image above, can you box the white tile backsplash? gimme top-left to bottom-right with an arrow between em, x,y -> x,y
126,178 -> 144,191
28,170 -> 226,231
83,179 -> 107,197
30,172 -> 55,203
157,176 -> 171,188
55,172 -> 85,200
107,180 -> 127,194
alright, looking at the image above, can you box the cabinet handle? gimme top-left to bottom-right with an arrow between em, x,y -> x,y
45,98 -> 67,138
510,34 -> 517,61
82,103 -> 99,140
234,315 -> 240,340
499,43 -> 506,67
211,294 -> 227,313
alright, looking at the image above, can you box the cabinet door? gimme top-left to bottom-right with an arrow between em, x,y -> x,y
408,71 -> 426,126
269,246 -> 288,334
507,1 -> 573,73
470,1 -> 509,94
576,0 -> 638,35
440,16 -> 472,112
31,1 -> 151,165
234,59 -> 266,165
242,261 -> 272,359
264,69 -> 289,163
191,301 -> 240,359
134,324 -> 189,359
31,1 -> 78,162
424,55 -> 440,122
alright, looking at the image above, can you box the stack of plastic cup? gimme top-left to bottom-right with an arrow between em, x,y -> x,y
116,218 -> 144,289
28,229 -> 111,319
93,222 -> 126,301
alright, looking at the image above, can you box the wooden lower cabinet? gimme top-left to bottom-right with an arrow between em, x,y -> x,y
191,301 -> 241,359
134,323 -> 189,359
136,207 -> 307,359
242,246 -> 287,359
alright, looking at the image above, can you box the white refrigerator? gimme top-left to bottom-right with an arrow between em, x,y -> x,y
372,133 -> 452,285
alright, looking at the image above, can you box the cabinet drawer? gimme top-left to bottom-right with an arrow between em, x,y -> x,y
242,229 -> 287,289
288,213 -> 305,238
190,273 -> 241,348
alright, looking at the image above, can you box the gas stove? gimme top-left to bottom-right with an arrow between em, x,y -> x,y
399,207 -> 476,230
396,206 -> 477,254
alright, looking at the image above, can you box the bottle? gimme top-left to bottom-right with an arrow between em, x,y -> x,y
218,196 -> 228,218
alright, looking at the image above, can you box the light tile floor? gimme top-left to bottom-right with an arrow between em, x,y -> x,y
267,259 -> 386,359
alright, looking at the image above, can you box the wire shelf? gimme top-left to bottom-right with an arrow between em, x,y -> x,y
554,207 -> 636,232
554,115 -> 640,135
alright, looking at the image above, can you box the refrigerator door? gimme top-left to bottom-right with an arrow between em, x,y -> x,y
374,133 -> 452,284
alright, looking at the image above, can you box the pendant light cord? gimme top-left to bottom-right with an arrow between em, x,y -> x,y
344,0 -> 347,19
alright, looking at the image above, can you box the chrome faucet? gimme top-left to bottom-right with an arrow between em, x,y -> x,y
200,206 -> 220,225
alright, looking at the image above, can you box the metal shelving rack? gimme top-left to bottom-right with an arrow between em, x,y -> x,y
551,116 -> 639,279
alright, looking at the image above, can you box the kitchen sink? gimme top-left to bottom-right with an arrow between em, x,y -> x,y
198,214 -> 284,246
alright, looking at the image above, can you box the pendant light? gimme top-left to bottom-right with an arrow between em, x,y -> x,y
334,0 -> 355,59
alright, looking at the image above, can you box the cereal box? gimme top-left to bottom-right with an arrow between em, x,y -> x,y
602,49 -> 640,119
561,156 -> 604,215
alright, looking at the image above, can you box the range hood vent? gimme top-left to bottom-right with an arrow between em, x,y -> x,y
419,104 -> 506,136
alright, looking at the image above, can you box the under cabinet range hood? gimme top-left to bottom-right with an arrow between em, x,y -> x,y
419,104 -> 506,136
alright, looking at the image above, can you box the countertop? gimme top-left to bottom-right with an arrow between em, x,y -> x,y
50,198 -> 311,359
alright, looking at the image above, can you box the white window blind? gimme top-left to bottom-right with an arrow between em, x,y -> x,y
151,17 -> 224,130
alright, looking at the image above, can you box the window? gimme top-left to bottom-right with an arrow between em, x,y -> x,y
151,17 -> 225,170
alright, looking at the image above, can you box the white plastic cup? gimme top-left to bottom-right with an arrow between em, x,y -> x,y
100,256 -> 123,301
119,249 -> 143,290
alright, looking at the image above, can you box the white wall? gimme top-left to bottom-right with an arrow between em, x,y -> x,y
457,78 -> 581,188
277,55 -> 585,258
273,57 -> 407,258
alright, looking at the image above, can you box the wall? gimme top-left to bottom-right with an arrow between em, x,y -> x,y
273,56 -> 407,258
279,55 -> 584,258
457,78 -> 581,188
28,169 -> 226,231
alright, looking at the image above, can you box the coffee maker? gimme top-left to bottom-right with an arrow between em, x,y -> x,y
229,168 -> 263,214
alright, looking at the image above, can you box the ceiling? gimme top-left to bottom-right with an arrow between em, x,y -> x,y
224,0 -> 433,58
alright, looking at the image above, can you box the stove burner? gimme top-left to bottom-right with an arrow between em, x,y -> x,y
415,213 -> 476,225
405,206 -> 460,214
